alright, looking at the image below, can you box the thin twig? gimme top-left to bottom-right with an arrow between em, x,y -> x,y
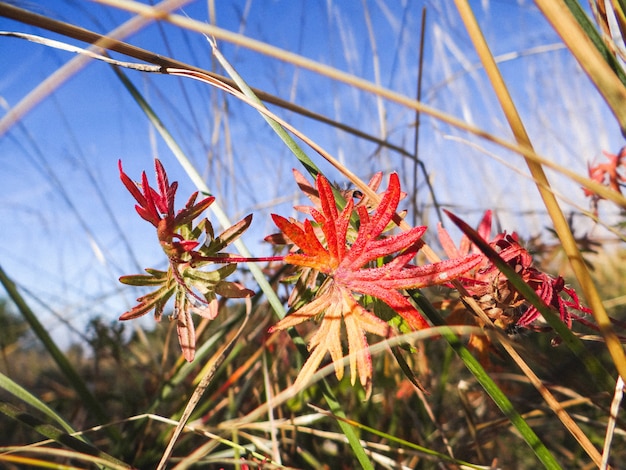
156,298 -> 252,470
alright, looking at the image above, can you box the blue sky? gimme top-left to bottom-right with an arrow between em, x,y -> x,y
0,0 -> 622,347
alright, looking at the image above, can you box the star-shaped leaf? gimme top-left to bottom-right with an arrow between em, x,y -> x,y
270,172 -> 481,389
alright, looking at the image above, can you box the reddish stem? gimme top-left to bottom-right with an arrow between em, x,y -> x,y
195,255 -> 286,264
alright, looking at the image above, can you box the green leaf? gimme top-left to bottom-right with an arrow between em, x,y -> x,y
119,270 -> 168,286
201,214 -> 253,255
0,402 -> 130,469
184,263 -> 237,285
0,371 -> 78,437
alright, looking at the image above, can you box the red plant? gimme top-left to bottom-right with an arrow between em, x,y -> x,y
118,159 -> 253,361
584,147 -> 626,214
118,159 -> 213,260
269,172 -> 481,389
438,210 -> 591,332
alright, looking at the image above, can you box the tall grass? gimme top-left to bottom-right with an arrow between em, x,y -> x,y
0,0 -> 625,468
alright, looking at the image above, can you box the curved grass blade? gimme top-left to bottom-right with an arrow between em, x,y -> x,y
0,2 -> 412,160
0,372 -> 80,439
6,4 -> 625,213
0,265 -> 119,442
0,402 -> 130,469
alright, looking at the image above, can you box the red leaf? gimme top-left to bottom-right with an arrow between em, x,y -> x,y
270,172 -> 480,386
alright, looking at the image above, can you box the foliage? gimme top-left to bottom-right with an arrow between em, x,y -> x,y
118,159 -> 254,361
269,171 -> 480,391
1,1 -> 626,469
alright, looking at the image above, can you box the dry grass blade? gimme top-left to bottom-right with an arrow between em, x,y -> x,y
0,0 -> 193,138
0,2 -> 413,157
156,300 -> 251,470
5,1 -> 623,208
453,0 -> 626,388
602,376 -> 625,469
0,446 -> 131,470
122,414 -> 282,467
92,0 -> 626,211
535,0 -> 626,134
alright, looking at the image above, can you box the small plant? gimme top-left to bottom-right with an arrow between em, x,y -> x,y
438,210 -> 591,331
267,170 -> 481,389
118,159 -> 254,361
118,160 -> 481,388
584,146 -> 626,215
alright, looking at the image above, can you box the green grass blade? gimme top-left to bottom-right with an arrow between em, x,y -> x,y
0,265 -> 119,442
0,371 -> 79,438
446,210 -> 616,393
209,42 -> 378,469
410,291 -> 562,469
206,37 -> 320,179
0,402 -> 130,469
319,381 -> 375,470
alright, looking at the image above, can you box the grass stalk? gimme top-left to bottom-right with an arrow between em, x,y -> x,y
0,402 -> 129,469
0,265 -> 119,442
453,0 -> 626,384
0,0 -> 193,138
92,0 -> 626,210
